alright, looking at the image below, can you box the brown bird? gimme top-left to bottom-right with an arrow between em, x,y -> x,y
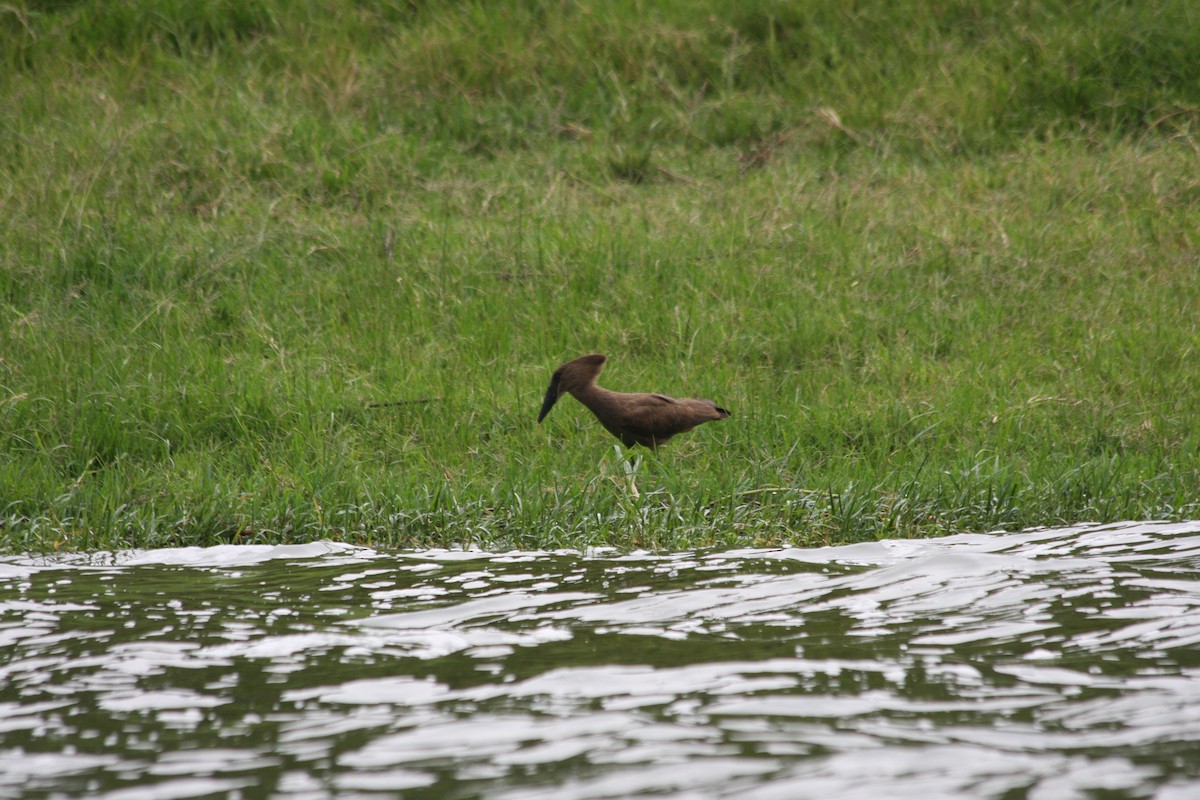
537,354 -> 730,449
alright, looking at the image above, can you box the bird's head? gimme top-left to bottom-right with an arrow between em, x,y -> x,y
537,354 -> 606,422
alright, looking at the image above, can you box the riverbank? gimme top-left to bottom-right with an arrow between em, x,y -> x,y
3,0 -> 1198,550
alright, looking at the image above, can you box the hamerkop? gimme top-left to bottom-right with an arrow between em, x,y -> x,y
537,354 -> 730,449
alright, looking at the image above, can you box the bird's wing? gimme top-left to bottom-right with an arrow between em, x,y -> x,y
619,394 -> 693,442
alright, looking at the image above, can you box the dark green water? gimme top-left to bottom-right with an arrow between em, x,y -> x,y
3,521 -> 1200,799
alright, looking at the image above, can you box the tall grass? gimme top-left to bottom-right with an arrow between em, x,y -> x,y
2,0 -> 1198,551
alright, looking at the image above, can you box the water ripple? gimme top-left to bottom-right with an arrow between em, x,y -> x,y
2,521 -> 1200,798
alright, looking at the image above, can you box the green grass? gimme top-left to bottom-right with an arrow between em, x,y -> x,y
2,0 -> 1199,552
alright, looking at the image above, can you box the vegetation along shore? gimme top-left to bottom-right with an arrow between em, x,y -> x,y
2,1 -> 1198,551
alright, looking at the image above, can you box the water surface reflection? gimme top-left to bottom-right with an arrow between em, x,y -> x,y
3,521 -> 1200,798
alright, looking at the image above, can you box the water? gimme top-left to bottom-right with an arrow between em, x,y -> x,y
3,521 -> 1200,799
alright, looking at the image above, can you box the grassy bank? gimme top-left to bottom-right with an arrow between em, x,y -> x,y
2,0 -> 1199,551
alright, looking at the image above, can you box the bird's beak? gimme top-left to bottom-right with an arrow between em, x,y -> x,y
537,373 -> 561,423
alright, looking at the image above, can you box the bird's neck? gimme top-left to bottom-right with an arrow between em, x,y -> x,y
569,383 -> 620,417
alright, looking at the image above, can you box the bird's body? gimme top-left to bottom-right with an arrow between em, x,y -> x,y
537,354 -> 730,449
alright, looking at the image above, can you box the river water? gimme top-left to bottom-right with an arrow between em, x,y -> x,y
2,521 -> 1200,799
